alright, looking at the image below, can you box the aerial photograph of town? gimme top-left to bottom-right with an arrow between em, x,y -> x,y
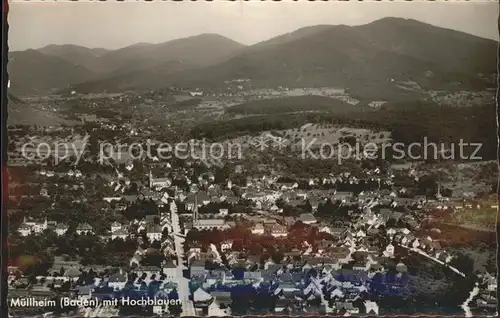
5,1 -> 499,317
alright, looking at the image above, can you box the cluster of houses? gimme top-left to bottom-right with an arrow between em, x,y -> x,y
182,223 -> 412,314
9,126 -> 498,317
17,217 -> 67,237
475,273 -> 498,309
8,257 -> 182,316
17,217 -> 96,237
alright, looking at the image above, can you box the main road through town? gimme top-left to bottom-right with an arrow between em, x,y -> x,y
170,204 -> 196,317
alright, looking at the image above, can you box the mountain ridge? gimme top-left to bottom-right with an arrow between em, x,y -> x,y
8,49 -> 97,95
90,17 -> 494,97
9,34 -> 246,95
8,18 -> 498,95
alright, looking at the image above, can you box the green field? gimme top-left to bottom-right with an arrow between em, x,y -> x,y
446,206 -> 497,228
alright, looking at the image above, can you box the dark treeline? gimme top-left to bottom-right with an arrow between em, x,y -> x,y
226,95 -> 364,115
169,97 -> 202,110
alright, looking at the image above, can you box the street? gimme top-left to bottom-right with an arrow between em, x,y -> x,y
170,203 -> 196,317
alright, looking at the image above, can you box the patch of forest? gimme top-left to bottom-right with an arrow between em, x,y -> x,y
191,102 -> 497,160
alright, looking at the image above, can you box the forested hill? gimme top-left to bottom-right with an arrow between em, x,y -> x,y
191,102 -> 497,160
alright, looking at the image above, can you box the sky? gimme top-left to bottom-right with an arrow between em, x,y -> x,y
8,0 -> 499,51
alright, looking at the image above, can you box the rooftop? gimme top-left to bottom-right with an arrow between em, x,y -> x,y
194,219 -> 225,226
76,223 -> 92,230
193,287 -> 213,302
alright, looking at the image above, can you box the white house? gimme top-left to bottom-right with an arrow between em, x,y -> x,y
55,223 -> 68,236
162,263 -> 178,281
383,243 -> 395,257
169,200 -> 177,210
364,301 -> 379,315
149,171 -> 172,189
23,218 -> 48,234
76,223 -> 93,235
332,191 -> 353,202
108,269 -> 127,290
190,91 -> 203,97
355,230 -> 366,238
189,247 -> 202,254
269,204 -> 280,212
111,221 -> 122,233
487,276 -> 497,291
146,225 -> 162,242
280,182 -> 298,191
18,224 -> 31,237
401,236 -> 410,245
192,219 -> 229,230
40,188 -> 49,197
399,228 -> 410,235
111,229 -> 128,240
151,178 -> 171,189
386,228 -> 396,236
412,238 -> 420,249
270,225 -> 288,238
153,305 -> 167,316
130,255 -> 141,267
103,197 -> 122,203
319,226 -> 332,234
137,222 -> 148,233
125,162 -> 134,171
251,223 -> 265,235
298,213 -> 317,225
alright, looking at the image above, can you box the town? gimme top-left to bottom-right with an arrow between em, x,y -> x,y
6,94 -> 498,316
6,4 -> 498,317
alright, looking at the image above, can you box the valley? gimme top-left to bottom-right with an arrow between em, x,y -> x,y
6,14 -> 498,318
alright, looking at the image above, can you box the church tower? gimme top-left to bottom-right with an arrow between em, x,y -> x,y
193,195 -> 199,223
149,169 -> 153,188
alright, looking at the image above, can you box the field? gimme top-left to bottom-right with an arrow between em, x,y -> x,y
445,206 -> 497,229
420,222 -> 496,247
8,99 -> 78,126
221,123 -> 392,153
225,95 -> 364,115
431,161 -> 497,197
